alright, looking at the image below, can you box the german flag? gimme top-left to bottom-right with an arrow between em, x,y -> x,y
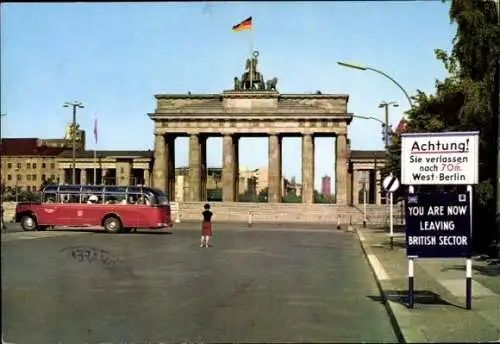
232,17 -> 252,31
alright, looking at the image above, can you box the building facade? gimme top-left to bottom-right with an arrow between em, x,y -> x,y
321,175 -> 331,196
0,124 -> 85,192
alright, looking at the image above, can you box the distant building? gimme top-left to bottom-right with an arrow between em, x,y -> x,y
0,123 -> 85,192
394,118 -> 408,137
321,175 -> 331,196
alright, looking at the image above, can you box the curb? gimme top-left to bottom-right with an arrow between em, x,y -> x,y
355,227 -> 406,343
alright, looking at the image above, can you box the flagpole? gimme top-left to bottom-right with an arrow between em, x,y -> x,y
93,149 -> 97,185
249,26 -> 254,90
93,117 -> 97,185
249,27 -> 253,90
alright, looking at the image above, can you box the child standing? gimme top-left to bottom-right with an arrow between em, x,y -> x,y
201,203 -> 213,248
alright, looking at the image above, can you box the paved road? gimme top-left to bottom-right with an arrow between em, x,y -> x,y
2,226 -> 398,343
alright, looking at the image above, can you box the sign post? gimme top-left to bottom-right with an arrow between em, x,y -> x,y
360,173 -> 368,228
401,131 -> 479,310
383,174 -> 400,249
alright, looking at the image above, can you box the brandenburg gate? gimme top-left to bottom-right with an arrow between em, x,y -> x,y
149,52 -> 353,204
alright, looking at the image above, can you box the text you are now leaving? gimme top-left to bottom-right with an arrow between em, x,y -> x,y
407,204 -> 469,247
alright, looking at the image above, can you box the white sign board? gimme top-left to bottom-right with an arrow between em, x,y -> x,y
401,131 -> 479,185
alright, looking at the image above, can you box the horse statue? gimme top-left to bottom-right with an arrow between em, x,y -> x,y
233,77 -> 241,90
266,77 -> 278,91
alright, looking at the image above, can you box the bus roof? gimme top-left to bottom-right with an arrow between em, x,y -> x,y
42,184 -> 167,196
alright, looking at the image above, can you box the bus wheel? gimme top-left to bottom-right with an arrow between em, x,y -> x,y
103,216 -> 121,233
20,215 -> 37,231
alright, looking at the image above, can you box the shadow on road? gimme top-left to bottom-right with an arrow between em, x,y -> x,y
441,262 -> 500,277
368,225 -> 406,234
368,290 -> 463,309
372,241 -> 406,250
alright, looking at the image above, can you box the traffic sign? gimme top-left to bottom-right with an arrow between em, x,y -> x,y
405,191 -> 471,258
400,131 -> 479,185
383,175 -> 400,192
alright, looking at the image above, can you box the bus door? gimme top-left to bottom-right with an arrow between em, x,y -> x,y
37,191 -> 60,225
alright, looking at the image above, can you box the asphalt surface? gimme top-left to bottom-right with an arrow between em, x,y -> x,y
2,224 -> 398,343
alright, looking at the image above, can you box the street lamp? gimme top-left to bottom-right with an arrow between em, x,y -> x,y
63,101 -> 84,184
0,113 -> 6,142
379,101 -> 399,153
337,61 -> 413,109
353,113 -> 395,219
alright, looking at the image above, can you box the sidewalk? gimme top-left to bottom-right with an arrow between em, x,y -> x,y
357,227 -> 500,343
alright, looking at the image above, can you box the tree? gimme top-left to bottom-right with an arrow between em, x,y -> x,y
283,193 -> 301,203
258,187 -> 268,202
386,0 -> 500,252
39,176 -> 58,192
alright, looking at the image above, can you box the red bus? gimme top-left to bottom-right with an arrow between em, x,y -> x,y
15,184 -> 173,233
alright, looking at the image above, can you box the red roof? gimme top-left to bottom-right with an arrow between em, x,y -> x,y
394,119 -> 408,135
0,138 -> 70,156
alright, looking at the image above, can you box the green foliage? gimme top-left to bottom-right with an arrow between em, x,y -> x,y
239,190 -> 260,202
314,190 -> 335,204
207,188 -> 222,201
39,176 -> 58,192
1,186 -> 40,202
386,0 -> 499,251
258,187 -> 268,202
283,193 -> 301,203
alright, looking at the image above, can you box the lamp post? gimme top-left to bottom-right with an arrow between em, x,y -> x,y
337,62 -> 413,110
378,101 -> 399,161
353,114 -> 395,225
352,114 -> 394,146
0,113 -> 6,142
63,101 -> 84,184
14,168 -> 19,203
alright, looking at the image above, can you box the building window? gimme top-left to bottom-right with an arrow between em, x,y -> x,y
7,174 -> 12,181
7,163 -> 12,169
121,167 -> 124,173
33,163 -> 37,169
50,174 -> 55,180
27,186 -> 31,192
50,163 -> 55,169
27,163 -> 31,169
27,175 -> 31,181
42,163 -> 46,168
33,185 -> 37,191
17,163 -> 21,169
42,174 -> 46,181
32,174 -> 36,181
17,174 -> 22,181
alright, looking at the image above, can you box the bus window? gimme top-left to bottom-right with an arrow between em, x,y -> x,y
43,185 -> 59,193
137,194 -> 152,205
58,193 -> 80,203
82,185 -> 104,195
146,188 -> 169,206
59,185 -> 82,193
105,186 -> 127,194
44,192 -> 57,203
82,193 -> 103,204
127,186 -> 141,194
126,193 -> 141,204
104,193 -> 126,204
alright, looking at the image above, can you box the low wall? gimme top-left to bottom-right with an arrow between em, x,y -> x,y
2,201 -> 404,226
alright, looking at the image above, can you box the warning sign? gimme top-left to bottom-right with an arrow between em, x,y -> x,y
405,191 -> 472,258
401,132 -> 479,185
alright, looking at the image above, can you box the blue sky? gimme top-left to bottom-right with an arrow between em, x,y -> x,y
1,2 -> 454,191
